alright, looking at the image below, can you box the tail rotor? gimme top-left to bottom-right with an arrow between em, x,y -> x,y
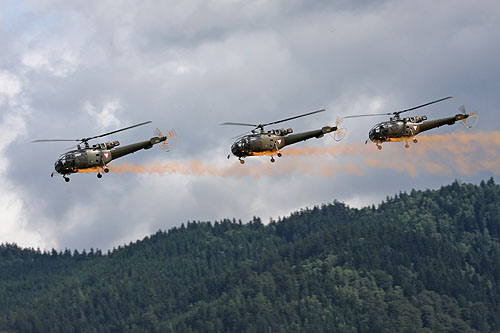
458,106 -> 478,129
155,128 -> 178,152
330,116 -> 348,141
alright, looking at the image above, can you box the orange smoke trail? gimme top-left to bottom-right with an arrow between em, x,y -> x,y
76,167 -> 100,173
107,131 -> 500,178
109,161 -> 191,175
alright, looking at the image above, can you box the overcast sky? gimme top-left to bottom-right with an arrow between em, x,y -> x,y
1,0 -> 499,251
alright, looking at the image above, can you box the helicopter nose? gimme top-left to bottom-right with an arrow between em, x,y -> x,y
231,143 -> 244,157
54,161 -> 63,173
369,129 -> 378,141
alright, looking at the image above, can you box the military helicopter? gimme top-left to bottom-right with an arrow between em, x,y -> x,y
222,109 -> 346,164
342,96 -> 478,150
33,121 -> 177,182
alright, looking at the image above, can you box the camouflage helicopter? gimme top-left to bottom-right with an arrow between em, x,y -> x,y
342,96 -> 478,150
33,121 -> 177,182
222,109 -> 346,164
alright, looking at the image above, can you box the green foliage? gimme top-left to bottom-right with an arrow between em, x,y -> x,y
1,178 -> 499,331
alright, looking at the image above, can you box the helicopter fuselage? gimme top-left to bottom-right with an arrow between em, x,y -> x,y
54,136 -> 167,178
368,113 -> 469,148
231,126 -> 337,161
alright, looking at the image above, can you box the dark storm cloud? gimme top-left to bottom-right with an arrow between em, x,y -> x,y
1,0 -> 498,250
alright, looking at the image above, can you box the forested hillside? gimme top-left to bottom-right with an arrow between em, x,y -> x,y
1,179 -> 499,332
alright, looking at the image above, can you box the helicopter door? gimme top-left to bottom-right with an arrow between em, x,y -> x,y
388,122 -> 404,137
87,150 -> 102,167
249,136 -> 261,151
261,135 -> 275,151
74,151 -> 88,169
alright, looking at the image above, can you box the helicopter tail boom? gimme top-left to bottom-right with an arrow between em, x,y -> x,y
283,126 -> 338,146
321,126 -> 337,134
417,112 -> 477,134
417,116 -> 459,133
418,105 -> 478,133
109,134 -> 173,160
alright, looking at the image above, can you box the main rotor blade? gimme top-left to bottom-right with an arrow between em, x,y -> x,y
32,139 -> 81,143
221,108 -> 325,131
342,96 -> 454,119
231,130 -> 254,139
32,121 -> 152,144
394,96 -> 453,115
343,113 -> 389,119
85,120 -> 152,141
220,122 -> 258,127
261,109 -> 326,127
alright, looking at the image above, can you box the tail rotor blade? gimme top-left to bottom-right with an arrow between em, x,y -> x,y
331,128 -> 348,141
462,112 -> 478,129
155,128 -> 178,152
458,106 -> 479,128
335,116 -> 343,127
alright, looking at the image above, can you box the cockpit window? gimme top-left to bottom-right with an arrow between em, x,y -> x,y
234,137 -> 250,149
56,153 -> 76,167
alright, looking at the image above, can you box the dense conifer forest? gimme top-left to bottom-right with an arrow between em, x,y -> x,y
1,178 -> 499,332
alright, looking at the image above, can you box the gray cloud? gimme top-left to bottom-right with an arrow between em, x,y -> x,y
1,0 -> 498,251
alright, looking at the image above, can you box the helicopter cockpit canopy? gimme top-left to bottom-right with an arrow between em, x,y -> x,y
54,153 -> 75,173
369,123 -> 387,140
232,137 -> 250,150
231,135 -> 262,156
